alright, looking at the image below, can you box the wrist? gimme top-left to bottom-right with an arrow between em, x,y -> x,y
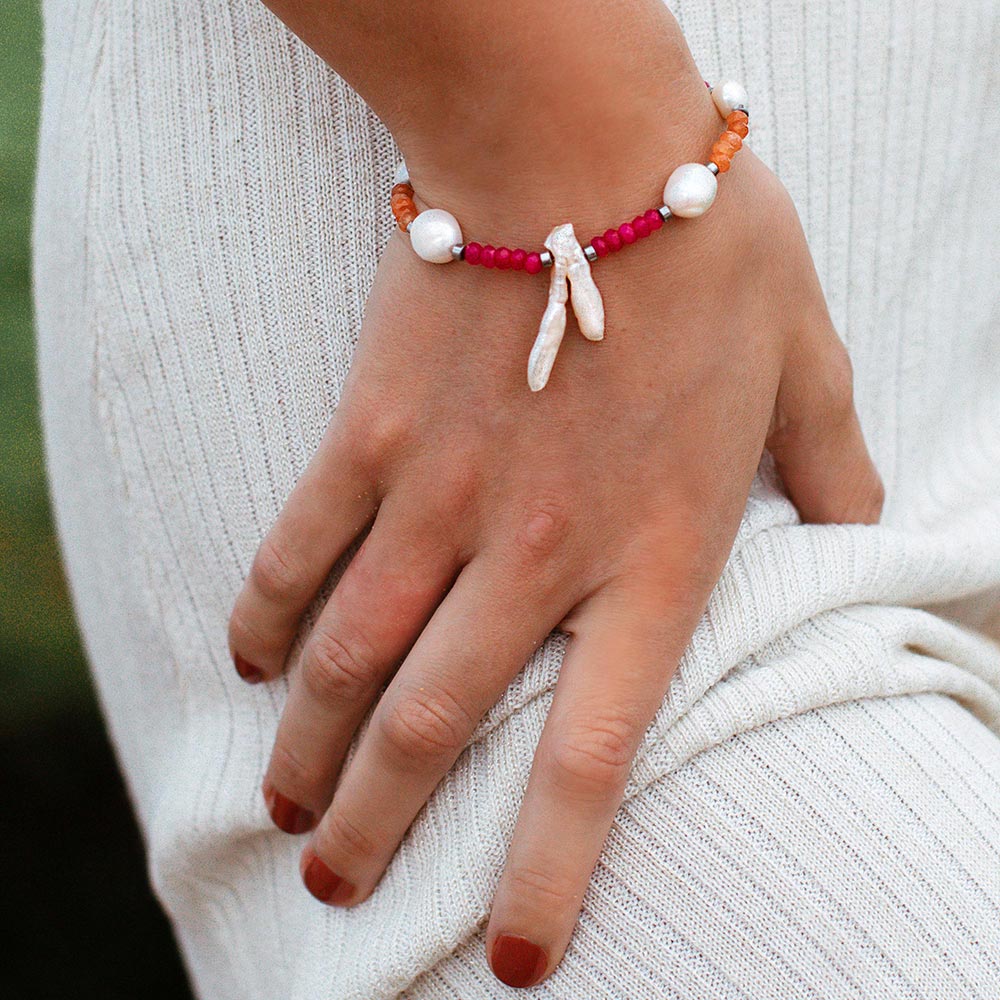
391,16 -> 720,244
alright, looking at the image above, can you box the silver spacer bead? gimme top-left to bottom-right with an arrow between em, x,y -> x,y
540,251 -> 554,268
731,103 -> 749,117
657,205 -> 672,221
450,243 -> 465,261
707,161 -> 720,175
583,244 -> 598,264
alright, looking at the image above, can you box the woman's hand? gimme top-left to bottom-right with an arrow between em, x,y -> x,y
228,92 -> 883,983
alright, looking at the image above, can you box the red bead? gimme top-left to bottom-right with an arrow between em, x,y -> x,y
604,228 -> 623,252
464,242 -> 482,265
643,208 -> 663,231
618,222 -> 637,245
632,215 -> 651,238
524,252 -> 543,274
481,245 -> 496,268
591,236 -> 609,258
511,248 -> 527,270
495,247 -> 512,270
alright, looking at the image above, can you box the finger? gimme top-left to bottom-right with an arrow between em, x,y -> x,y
768,326 -> 884,525
263,496 -> 460,834
298,551 -> 571,905
486,582 -> 702,989
228,425 -> 377,683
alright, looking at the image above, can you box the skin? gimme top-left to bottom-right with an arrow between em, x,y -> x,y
230,0 -> 884,988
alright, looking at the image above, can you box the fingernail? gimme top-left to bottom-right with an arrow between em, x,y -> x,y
233,653 -> 264,684
265,787 -> 315,835
303,853 -> 352,905
490,934 -> 548,988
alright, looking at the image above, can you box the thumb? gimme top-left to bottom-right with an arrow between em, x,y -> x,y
767,327 -> 884,525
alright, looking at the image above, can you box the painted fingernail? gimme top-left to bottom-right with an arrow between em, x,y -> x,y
265,787 -> 315,835
490,934 -> 548,988
233,653 -> 264,684
303,853 -> 352,905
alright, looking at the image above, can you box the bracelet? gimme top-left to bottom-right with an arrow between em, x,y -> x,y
389,80 -> 749,390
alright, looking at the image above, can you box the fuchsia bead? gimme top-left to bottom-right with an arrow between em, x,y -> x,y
464,242 -> 482,265
480,245 -> 497,268
632,215 -> 651,238
618,222 -> 637,245
495,247 -> 512,270
511,248 -> 527,270
591,236 -> 609,258
604,228 -> 623,252
643,208 -> 664,231
524,252 -> 543,274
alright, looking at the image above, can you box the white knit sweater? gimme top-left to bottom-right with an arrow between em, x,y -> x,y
33,0 -> 1000,997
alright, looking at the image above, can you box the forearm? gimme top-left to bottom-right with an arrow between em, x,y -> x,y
258,0 -> 718,237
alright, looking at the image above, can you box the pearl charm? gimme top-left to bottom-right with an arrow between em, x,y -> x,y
409,209 -> 463,263
711,79 -> 749,117
663,163 -> 718,218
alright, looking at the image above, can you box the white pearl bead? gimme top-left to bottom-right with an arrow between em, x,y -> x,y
712,79 -> 749,117
662,163 -> 718,218
408,209 -> 463,263
393,158 -> 409,185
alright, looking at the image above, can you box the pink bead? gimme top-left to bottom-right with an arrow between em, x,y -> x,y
591,236 -> 609,258
618,222 -> 637,245
464,242 -> 482,265
481,245 -> 496,268
495,247 -> 512,270
511,248 -> 527,270
643,208 -> 663,231
524,252 -> 543,274
604,228 -> 623,252
632,215 -> 651,238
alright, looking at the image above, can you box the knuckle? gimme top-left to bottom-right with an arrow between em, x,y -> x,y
819,340 -> 857,423
302,625 -> 379,705
513,494 -> 570,562
349,399 -> 410,472
250,535 -> 309,606
548,713 -> 636,799
319,808 -> 377,863
378,685 -> 472,766
268,739 -> 317,799
505,864 -> 581,909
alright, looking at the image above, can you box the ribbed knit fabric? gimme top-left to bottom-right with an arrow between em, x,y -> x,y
33,1 -> 1000,998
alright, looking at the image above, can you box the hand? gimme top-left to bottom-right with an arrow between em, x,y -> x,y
228,106 -> 882,988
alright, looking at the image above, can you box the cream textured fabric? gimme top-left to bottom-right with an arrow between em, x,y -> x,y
33,1 -> 1000,998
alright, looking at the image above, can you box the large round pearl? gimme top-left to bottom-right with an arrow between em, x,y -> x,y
409,209 -> 462,263
712,79 -> 749,117
662,163 -> 718,218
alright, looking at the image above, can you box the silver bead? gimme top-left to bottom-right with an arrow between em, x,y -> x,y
540,251 -> 554,268
707,161 -> 720,175
658,205 -> 672,221
450,244 -> 465,261
583,244 -> 598,263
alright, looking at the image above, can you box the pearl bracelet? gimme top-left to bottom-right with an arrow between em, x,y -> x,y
390,79 -> 749,390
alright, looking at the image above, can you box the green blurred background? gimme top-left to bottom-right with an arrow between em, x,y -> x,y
2,5 -> 191,996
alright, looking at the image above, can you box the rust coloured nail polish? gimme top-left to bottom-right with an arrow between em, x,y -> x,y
233,653 -> 264,684
303,853 -> 352,905
264,786 -> 315,835
490,934 -> 548,988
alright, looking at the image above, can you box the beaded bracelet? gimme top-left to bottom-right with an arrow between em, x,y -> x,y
390,80 -> 749,390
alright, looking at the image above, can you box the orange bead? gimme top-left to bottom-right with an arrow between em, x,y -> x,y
712,140 -> 737,160
711,152 -> 732,172
721,130 -> 743,151
727,112 -> 749,138
396,205 -> 418,231
390,193 -> 414,214
391,182 -> 414,198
